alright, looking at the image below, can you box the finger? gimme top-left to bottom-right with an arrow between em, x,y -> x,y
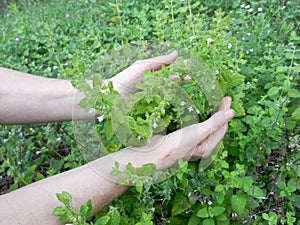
218,96 -> 232,111
133,50 -> 178,72
162,110 -> 229,161
194,123 -> 228,158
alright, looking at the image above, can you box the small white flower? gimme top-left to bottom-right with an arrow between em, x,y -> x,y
196,109 -> 200,114
246,51 -> 249,54
248,8 -> 253,13
188,106 -> 193,112
36,151 -> 41,155
282,5 -> 286,9
242,37 -> 245,41
228,43 -> 232,49
249,48 -> 253,52
189,36 -> 196,42
258,8 -> 263,12
207,201 -> 212,205
97,115 -> 105,122
247,32 -> 251,36
15,37 -> 20,42
150,207 -> 155,212
67,53 -> 72,59
206,38 -> 214,44
65,14 -> 70,18
240,4 -> 245,8
180,101 -> 186,106
152,122 -> 158,129
108,205 -> 115,211
231,212 -> 238,218
212,84 -> 216,90
137,135 -> 142,140
215,70 -> 219,74
245,5 -> 250,9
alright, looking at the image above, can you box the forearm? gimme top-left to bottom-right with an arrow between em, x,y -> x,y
0,138 -> 170,225
0,152 -> 130,225
0,67 -> 94,124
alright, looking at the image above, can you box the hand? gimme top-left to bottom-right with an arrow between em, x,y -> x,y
108,51 -> 178,102
113,97 -> 235,171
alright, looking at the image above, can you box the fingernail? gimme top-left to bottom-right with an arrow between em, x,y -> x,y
225,109 -> 235,120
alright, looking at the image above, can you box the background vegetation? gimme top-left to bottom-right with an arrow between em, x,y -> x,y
0,0 -> 299,224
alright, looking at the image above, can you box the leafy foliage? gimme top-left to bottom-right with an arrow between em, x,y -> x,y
0,0 -> 299,224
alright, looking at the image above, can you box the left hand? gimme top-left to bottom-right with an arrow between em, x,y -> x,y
108,51 -> 178,102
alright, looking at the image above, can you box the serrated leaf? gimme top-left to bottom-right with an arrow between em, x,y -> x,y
56,191 -> 72,206
79,199 -> 93,217
231,195 -> 247,215
110,209 -> 121,225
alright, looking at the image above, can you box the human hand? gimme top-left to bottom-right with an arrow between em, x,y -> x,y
107,51 -> 178,102
113,96 -> 235,171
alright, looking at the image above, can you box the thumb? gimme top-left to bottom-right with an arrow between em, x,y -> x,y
133,50 -> 178,72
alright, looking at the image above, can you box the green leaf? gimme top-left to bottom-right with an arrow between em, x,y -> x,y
253,187 -> 266,199
79,199 -> 93,217
172,191 -> 190,216
288,89 -> 300,98
110,209 -> 121,225
196,207 -> 209,218
231,195 -> 247,215
267,87 -> 279,97
292,106 -> 300,121
209,207 -> 225,217
95,216 -> 110,225
287,178 -> 297,192
276,66 -> 288,73
283,79 -> 291,91
188,214 -> 200,225
56,191 -> 72,206
203,218 -> 215,225
293,65 -> 300,72
52,207 -> 66,217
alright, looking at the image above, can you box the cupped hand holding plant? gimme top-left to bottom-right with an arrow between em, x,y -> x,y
108,50 -> 179,102
112,96 -> 235,172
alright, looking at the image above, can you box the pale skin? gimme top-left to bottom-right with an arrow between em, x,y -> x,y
0,51 -> 235,225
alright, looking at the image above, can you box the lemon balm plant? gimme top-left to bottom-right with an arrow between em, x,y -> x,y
55,12 -> 246,225
0,0 -> 299,225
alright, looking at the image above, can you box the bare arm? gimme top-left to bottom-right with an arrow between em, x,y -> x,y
0,67 -> 95,124
0,97 -> 235,225
0,51 -> 178,124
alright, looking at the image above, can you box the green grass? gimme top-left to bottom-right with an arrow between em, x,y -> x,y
0,0 -> 299,224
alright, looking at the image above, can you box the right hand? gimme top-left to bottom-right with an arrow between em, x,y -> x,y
115,96 -> 235,171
